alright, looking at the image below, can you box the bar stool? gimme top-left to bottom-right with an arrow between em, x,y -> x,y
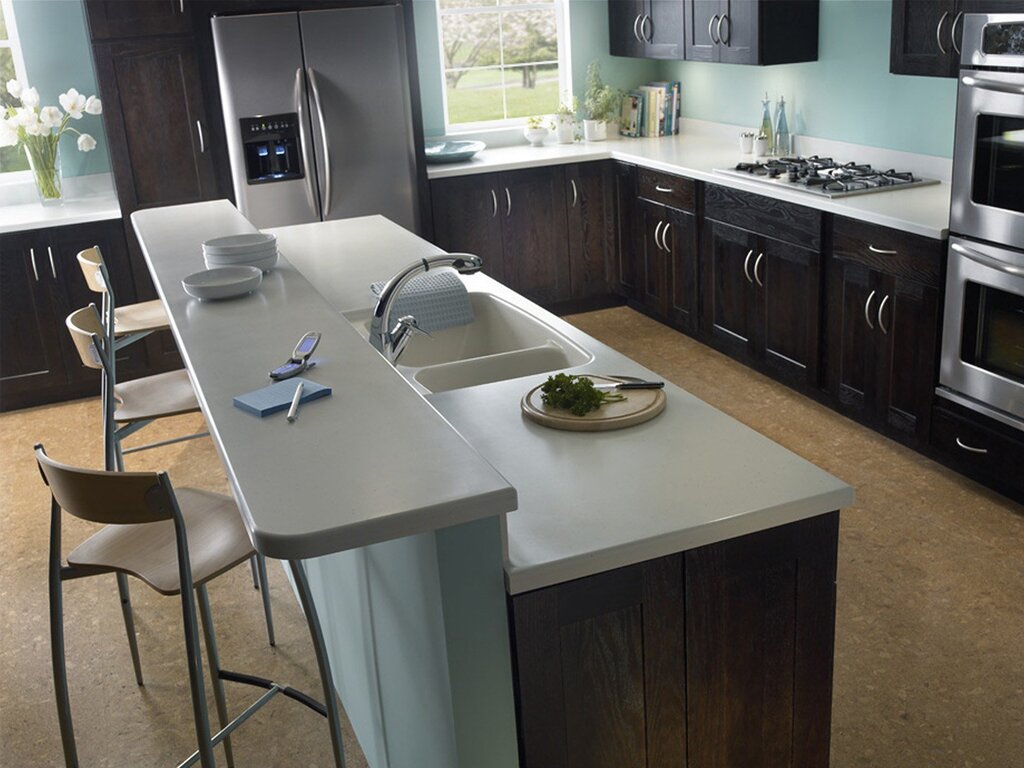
35,444 -> 347,768
65,305 -> 275,682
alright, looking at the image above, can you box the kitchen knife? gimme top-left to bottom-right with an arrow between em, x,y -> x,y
593,380 -> 665,391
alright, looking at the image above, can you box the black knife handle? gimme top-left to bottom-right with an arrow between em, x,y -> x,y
617,381 -> 664,389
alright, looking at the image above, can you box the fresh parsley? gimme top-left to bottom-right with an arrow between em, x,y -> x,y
540,373 -> 625,417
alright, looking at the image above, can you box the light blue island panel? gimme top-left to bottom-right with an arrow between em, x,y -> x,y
296,514 -> 519,768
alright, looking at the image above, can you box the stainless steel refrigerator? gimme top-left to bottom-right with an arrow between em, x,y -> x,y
212,5 -> 423,231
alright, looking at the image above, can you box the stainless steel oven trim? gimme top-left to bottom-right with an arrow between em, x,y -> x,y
935,386 -> 1024,432
940,236 -> 1024,423
962,13 -> 1024,70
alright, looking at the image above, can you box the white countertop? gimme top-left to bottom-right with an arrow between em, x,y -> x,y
427,133 -> 952,240
0,174 -> 121,233
133,201 -> 852,589
130,201 -> 517,560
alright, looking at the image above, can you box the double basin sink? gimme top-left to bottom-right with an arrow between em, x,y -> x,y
345,290 -> 592,393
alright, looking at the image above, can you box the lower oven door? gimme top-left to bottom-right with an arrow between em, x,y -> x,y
940,236 -> 1024,426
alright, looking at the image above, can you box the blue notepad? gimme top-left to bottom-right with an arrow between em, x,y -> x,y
233,377 -> 332,417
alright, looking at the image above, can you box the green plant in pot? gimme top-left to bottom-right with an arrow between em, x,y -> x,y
553,97 -> 578,144
523,115 -> 549,147
582,63 -> 620,142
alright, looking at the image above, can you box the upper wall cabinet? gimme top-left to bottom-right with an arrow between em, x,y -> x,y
609,0 -> 686,59
84,0 -> 193,40
685,0 -> 819,65
890,0 -> 1024,77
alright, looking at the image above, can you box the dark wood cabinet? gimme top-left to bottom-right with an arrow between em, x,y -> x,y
430,166 -> 570,306
609,0 -> 685,60
566,162 -> 615,301
612,163 -> 641,302
84,0 -> 193,40
510,513 -> 839,768
827,217 -> 943,446
685,0 -> 819,65
701,184 -> 822,389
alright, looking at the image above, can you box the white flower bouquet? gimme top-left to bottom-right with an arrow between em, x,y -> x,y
1,80 -> 102,204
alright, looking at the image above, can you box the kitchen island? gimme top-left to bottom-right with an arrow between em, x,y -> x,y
132,201 -> 852,768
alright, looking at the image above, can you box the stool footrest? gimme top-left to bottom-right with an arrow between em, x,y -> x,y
219,668 -> 327,717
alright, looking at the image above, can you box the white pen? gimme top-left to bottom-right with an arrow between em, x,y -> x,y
286,381 -> 304,423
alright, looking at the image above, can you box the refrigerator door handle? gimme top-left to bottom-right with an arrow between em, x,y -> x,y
294,68 -> 320,219
306,67 -> 332,217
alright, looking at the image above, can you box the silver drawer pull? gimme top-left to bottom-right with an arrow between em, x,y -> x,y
743,249 -> 754,284
47,245 -> 57,279
655,184 -> 674,193
661,221 -> 672,253
951,11 -> 963,55
633,13 -> 643,43
196,120 -> 205,153
570,178 -> 578,208
877,294 -> 889,334
753,252 -> 764,287
654,220 -> 664,252
864,290 -> 876,329
29,248 -> 39,281
955,437 -> 988,455
490,189 -> 497,218
935,11 -> 949,55
505,187 -> 511,217
868,245 -> 898,255
708,14 -> 720,45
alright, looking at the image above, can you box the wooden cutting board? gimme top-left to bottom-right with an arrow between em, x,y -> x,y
520,375 -> 666,432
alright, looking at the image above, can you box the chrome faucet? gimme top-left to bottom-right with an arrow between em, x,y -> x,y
369,253 -> 483,365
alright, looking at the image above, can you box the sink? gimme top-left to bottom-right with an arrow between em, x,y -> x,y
345,291 -> 592,392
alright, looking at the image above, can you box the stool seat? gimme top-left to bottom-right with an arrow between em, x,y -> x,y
114,299 -> 169,336
114,369 -> 199,423
68,488 -> 254,596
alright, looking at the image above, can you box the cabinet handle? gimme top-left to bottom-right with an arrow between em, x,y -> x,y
868,244 -> 898,255
179,0 -> 184,13
743,249 -> 754,284
47,246 -> 57,279
570,178 -> 578,208
505,187 -> 512,217
864,290 -> 876,329
655,184 -> 674,193
955,437 -> 988,454
633,13 -> 643,43
654,220 -> 664,252
29,247 -> 39,282
196,120 -> 205,153
877,294 -> 890,335
661,221 -> 672,253
935,11 -> 949,55
951,11 -> 963,56
708,14 -> 720,45
641,13 -> 652,43
490,188 -> 498,218
753,252 -> 764,287
718,14 -> 730,46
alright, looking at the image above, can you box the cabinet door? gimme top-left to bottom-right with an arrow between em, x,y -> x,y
0,232 -> 70,408
758,236 -> 821,388
686,0 -> 721,61
566,163 -> 614,300
667,208 -> 698,333
889,0 -> 958,77
511,555 -> 686,768
701,219 -> 758,360
499,167 -> 571,306
613,163 -> 641,301
609,0 -> 648,58
827,259 -> 881,422
84,0 -> 192,40
875,275 -> 939,444
639,200 -> 671,319
718,0 -> 758,64
93,37 -> 220,213
646,0 -> 686,59
430,174 -> 507,286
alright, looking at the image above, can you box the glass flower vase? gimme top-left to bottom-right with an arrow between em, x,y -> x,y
24,141 -> 63,207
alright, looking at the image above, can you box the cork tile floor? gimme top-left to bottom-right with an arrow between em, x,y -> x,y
1,306 -> 1022,767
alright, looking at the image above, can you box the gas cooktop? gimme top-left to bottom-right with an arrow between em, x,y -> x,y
714,156 -> 940,199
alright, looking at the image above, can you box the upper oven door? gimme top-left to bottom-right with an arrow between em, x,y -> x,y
950,69 -> 1024,245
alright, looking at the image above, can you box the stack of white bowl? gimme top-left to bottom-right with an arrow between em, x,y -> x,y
202,233 -> 279,272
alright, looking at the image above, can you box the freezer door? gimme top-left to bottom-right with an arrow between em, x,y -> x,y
299,4 -> 420,231
211,12 -> 322,227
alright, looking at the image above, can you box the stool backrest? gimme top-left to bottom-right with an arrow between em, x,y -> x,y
65,305 -> 107,371
77,246 -> 109,295
34,444 -> 175,525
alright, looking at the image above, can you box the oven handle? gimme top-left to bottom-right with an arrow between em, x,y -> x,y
960,74 -> 1024,95
951,242 -> 1024,276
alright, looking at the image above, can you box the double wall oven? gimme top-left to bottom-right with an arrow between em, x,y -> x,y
940,13 -> 1024,431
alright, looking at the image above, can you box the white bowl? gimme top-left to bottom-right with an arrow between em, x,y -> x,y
205,250 -> 278,272
182,266 -> 263,300
202,233 -> 276,255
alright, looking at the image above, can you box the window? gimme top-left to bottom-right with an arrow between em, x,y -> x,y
0,0 -> 29,174
438,0 -> 569,131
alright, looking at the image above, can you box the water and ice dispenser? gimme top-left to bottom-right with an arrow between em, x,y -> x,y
240,113 -> 304,184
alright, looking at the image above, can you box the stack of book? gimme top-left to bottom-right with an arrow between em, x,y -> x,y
620,81 -> 681,138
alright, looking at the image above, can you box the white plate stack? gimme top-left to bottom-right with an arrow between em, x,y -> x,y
202,233 -> 279,272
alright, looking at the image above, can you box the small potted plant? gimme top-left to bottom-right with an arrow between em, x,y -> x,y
523,115 -> 548,147
553,97 -> 577,144
582,62 -> 620,142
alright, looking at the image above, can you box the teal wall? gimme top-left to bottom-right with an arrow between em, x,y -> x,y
11,0 -> 110,177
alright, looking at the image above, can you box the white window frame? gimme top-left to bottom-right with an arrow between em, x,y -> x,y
1,0 -> 31,183
436,0 -> 572,134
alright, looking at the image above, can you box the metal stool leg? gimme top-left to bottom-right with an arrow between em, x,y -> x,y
254,555 -> 275,647
116,573 -> 144,686
249,556 -> 259,589
48,503 -> 79,768
197,585 -> 234,768
288,560 -> 346,768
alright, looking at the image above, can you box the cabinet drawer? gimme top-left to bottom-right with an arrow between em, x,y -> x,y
931,405 -> 1024,498
833,216 -> 943,289
704,183 -> 821,250
637,168 -> 695,212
